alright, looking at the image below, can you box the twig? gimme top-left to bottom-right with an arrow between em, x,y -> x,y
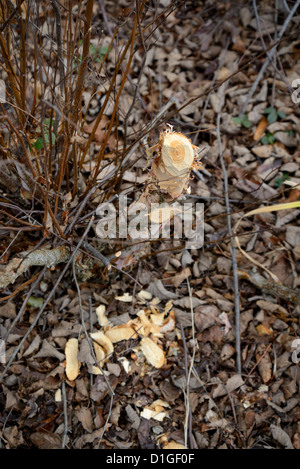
64,186 -> 98,236
75,194 -> 118,225
82,241 -> 142,287
61,380 -> 68,449
240,0 -> 300,118
0,270 -> 43,305
50,0 -> 65,137
200,46 -> 228,123
50,0 -> 65,97
186,194 -> 255,204
186,277 -> 196,449
271,0 -> 279,107
123,52 -> 147,151
227,390 -> 238,427
89,296 -> 94,388
2,268 -> 47,340
130,261 -> 141,315
180,277 -> 196,449
252,0 -> 293,98
0,225 -> 42,232
0,231 -> 21,262
82,241 -> 111,267
0,0 -> 26,32
97,392 -> 114,449
282,0 -> 291,13
216,81 -> 241,375
180,323 -> 193,449
94,96 -> 176,188
71,0 -> 94,125
97,0 -> 147,111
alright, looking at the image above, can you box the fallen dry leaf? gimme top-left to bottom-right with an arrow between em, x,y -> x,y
84,115 -> 111,144
125,404 -> 140,430
256,345 -> 272,384
75,407 -> 94,433
256,324 -> 273,336
3,426 -> 24,448
270,424 -> 294,449
167,267 -> 191,288
252,144 -> 273,158
253,115 -> 268,141
30,431 -> 61,449
147,279 -> 179,300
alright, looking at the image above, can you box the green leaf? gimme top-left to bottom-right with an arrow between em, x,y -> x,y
33,138 -> 44,150
269,134 -> 275,144
89,44 -> 109,63
28,296 -> 43,308
277,110 -> 286,119
241,114 -> 252,128
260,136 -> 270,145
274,172 -> 290,188
266,108 -> 277,124
89,43 -> 97,56
44,131 -> 56,145
232,117 -> 242,125
264,106 -> 274,114
260,131 -> 275,145
43,118 -> 52,127
98,45 -> 109,59
233,115 -> 252,128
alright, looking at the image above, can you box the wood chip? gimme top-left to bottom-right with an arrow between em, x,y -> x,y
105,325 -> 138,343
140,337 -> 165,368
65,338 -> 80,381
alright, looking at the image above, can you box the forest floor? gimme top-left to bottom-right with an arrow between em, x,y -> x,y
1,0 -> 300,449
